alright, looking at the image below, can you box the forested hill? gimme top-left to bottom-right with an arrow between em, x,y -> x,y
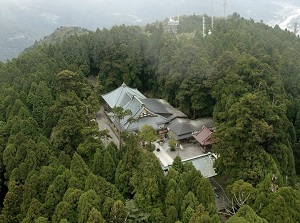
1,13 -> 300,222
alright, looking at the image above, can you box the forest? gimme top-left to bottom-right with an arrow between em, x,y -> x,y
1,13 -> 300,222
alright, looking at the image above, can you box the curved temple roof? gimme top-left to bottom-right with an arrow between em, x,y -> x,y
102,83 -> 146,109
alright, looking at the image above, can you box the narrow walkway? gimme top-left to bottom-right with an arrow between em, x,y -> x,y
96,106 -> 119,147
153,142 -> 174,167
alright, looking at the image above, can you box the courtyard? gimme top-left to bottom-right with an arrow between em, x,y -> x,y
153,139 -> 205,167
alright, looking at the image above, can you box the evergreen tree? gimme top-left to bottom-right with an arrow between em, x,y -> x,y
109,200 -> 127,223
87,208 -> 106,223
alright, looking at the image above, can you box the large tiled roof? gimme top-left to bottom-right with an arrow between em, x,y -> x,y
140,98 -> 187,120
124,115 -> 169,131
109,94 -> 169,132
102,83 -> 146,109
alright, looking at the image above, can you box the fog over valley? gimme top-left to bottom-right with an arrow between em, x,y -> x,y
1,0 -> 300,61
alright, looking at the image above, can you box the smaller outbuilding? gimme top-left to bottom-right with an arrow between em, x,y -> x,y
167,117 -> 214,142
192,126 -> 213,152
167,118 -> 197,141
162,152 -> 217,178
182,153 -> 217,178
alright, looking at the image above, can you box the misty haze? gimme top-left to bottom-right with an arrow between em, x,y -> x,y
1,0 -> 300,61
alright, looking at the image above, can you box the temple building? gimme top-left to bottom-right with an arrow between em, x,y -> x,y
102,83 -> 214,141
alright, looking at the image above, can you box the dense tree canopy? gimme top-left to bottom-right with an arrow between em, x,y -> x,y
1,13 -> 300,222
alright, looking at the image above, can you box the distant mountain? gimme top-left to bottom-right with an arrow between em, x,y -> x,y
31,26 -> 90,47
1,0 -> 300,61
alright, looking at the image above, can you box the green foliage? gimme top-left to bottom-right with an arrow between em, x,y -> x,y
1,13 -> 300,223
102,150 -> 116,183
257,187 -> 300,222
51,106 -> 85,153
51,201 -> 76,223
77,125 -> 105,166
213,91 -> 292,184
188,204 -> 212,223
77,190 -> 101,223
27,81 -> 53,128
0,181 -> 23,223
130,151 -> 165,211
54,70 -> 83,97
169,138 -> 178,151
126,199 -> 151,222
182,206 -> 194,223
172,156 -> 184,173
111,106 -> 133,149
181,192 -> 199,217
149,207 -> 165,223
87,208 -> 106,223
165,205 -> 178,223
115,135 -> 142,197
227,205 -> 268,223
44,173 -> 70,217
226,180 -> 257,205
109,200 -> 127,223
34,217 -> 49,223
139,124 -> 157,143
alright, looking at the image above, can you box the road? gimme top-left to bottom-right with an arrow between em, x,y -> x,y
209,177 -> 230,211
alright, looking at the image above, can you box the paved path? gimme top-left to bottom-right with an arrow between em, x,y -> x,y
153,142 -> 174,167
209,177 -> 229,211
96,106 -> 119,147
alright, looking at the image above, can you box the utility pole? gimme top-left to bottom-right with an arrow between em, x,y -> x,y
211,0 -> 214,30
203,16 -> 206,37
223,0 -> 227,19
294,22 -> 298,35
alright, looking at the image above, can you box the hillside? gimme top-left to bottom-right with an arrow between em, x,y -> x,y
31,27 -> 90,47
1,0 -> 300,61
0,14 -> 300,222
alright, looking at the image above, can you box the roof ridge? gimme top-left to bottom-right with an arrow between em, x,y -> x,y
114,85 -> 126,107
203,130 -> 213,142
127,86 -> 146,99
133,95 -> 144,104
144,106 -> 170,122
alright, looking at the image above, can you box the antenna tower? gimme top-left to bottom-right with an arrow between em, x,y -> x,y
203,16 -> 206,37
211,0 -> 214,30
223,0 -> 227,19
294,22 -> 299,35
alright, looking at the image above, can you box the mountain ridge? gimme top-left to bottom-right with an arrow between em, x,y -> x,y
1,0 -> 300,61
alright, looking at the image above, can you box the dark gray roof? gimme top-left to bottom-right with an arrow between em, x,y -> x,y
189,118 -> 214,129
167,118 -> 197,139
141,98 -> 187,120
140,98 -> 170,114
168,130 -> 194,140
167,117 -> 214,140
124,115 -> 169,131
